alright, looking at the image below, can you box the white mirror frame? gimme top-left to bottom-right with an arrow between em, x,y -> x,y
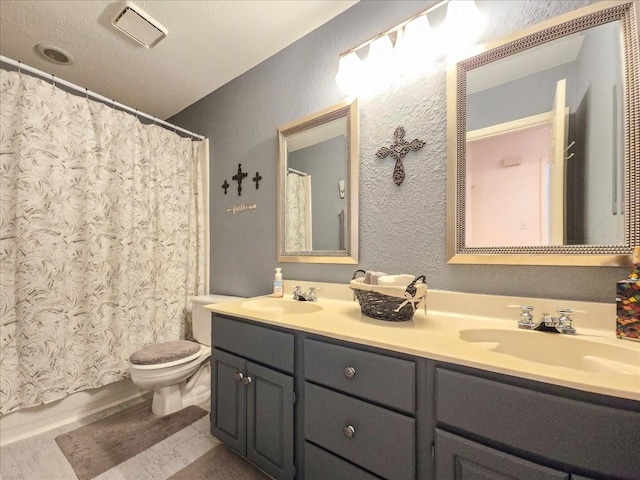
446,1 -> 639,266
277,98 -> 359,264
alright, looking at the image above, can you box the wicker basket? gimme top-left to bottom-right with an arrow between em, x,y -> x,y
350,270 -> 427,322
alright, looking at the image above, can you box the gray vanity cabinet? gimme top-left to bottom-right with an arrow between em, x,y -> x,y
210,315 -> 295,480
435,429 -> 569,480
303,338 -> 417,480
209,313 -> 639,480
434,366 -> 640,480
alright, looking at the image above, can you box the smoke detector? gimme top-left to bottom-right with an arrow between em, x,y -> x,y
111,2 -> 168,48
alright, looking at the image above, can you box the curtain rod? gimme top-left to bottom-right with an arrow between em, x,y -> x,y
287,168 -> 308,176
0,55 -> 205,140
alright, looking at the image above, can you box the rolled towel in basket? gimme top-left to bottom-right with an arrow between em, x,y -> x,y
378,274 -> 417,287
364,271 -> 387,285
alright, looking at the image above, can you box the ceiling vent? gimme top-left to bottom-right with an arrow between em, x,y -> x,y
111,2 -> 167,48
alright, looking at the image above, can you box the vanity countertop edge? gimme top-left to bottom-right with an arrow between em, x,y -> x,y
204,291 -> 640,402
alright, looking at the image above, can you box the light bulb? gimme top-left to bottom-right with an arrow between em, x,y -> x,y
397,14 -> 441,79
361,35 -> 395,95
444,0 -> 484,56
335,52 -> 362,95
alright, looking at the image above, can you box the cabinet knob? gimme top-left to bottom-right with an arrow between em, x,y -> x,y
343,366 -> 356,379
343,425 -> 356,438
234,372 -> 244,382
242,376 -> 252,385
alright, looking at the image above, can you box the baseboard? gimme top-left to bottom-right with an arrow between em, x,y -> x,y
0,379 -> 145,446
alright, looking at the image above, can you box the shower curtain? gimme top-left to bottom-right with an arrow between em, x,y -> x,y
0,69 -> 206,415
285,173 -> 312,251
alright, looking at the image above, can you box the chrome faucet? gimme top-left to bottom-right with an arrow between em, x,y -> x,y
293,286 -> 318,302
508,305 -> 582,334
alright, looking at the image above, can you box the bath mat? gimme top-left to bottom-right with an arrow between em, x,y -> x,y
55,399 -> 207,480
168,444 -> 270,480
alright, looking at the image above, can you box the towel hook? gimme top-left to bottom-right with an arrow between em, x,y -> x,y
565,140 -> 575,152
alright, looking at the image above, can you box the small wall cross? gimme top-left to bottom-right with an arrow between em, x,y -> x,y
221,180 -> 230,195
376,127 -> 425,186
253,172 -> 263,189
232,163 -> 248,196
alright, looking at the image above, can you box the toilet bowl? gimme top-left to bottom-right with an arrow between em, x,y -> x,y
129,294 -> 243,417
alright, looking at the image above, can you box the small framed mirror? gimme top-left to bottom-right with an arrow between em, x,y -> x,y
446,1 -> 639,266
277,99 -> 359,263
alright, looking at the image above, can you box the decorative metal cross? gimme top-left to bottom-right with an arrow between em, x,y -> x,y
221,180 -> 230,195
253,171 -> 263,189
232,163 -> 248,196
376,127 -> 425,186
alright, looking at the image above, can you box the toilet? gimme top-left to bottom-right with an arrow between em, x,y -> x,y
129,294 -> 243,417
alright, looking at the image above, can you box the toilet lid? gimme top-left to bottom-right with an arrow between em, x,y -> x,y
130,340 -> 201,366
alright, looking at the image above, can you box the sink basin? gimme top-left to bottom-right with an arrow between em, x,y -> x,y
240,298 -> 322,315
459,329 -> 640,376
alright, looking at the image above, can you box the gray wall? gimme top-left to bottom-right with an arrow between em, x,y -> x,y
170,0 -> 627,303
466,63 -> 578,131
574,21 -> 625,244
288,136 -> 347,251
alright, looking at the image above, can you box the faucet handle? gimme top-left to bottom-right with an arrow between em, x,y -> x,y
557,308 -> 586,315
556,308 -> 585,334
293,286 -> 303,300
507,305 -> 535,329
307,287 -> 318,302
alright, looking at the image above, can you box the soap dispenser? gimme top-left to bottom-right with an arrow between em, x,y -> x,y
273,268 -> 283,298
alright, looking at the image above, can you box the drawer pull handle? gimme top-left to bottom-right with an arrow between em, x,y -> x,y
343,366 -> 356,379
234,372 -> 244,382
343,425 -> 356,438
242,376 -> 252,385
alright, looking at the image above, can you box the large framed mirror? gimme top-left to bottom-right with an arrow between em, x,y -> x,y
277,98 -> 359,263
446,0 -> 639,266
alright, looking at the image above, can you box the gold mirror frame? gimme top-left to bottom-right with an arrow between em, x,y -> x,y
277,98 -> 359,264
446,1 -> 639,266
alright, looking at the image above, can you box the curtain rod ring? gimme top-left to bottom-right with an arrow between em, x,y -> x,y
17,61 -> 21,74
85,88 -> 89,100
51,74 -> 55,87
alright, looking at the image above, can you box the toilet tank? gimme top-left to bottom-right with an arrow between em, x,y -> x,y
191,295 -> 244,346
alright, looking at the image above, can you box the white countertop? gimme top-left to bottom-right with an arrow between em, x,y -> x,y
205,283 -> 640,401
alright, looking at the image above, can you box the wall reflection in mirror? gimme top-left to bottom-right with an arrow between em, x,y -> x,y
277,99 -> 359,264
465,21 -> 624,248
447,1 -> 639,266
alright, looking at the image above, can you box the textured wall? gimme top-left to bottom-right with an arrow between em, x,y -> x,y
170,0 -> 628,303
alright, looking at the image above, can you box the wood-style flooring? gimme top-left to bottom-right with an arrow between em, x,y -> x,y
0,396 -> 236,480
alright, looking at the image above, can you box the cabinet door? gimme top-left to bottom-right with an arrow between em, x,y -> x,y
436,429 -> 569,480
211,349 -> 247,455
246,361 -> 295,480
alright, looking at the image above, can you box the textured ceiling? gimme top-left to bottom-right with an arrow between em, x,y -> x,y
0,0 -> 358,119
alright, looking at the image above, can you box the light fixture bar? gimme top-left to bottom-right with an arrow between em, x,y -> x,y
339,0 -> 448,58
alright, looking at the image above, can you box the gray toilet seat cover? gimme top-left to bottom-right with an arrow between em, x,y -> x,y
130,340 -> 201,365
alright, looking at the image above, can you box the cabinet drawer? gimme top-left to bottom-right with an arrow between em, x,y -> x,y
304,442 -> 379,480
212,315 -> 294,373
436,368 -> 640,479
304,338 -> 415,413
436,429 -> 569,480
305,382 -> 415,480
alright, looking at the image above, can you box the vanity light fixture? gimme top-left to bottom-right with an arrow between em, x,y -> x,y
335,0 -> 484,95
